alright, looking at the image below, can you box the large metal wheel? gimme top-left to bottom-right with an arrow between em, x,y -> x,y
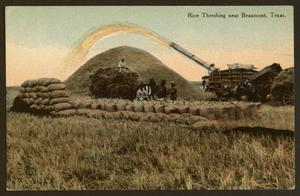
282,90 -> 295,105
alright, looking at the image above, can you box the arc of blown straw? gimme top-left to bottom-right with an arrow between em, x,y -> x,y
62,23 -> 172,77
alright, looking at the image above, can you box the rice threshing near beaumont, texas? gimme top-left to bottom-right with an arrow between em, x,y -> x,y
5,6 -> 294,190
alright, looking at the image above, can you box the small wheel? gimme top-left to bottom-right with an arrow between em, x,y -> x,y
282,90 -> 295,105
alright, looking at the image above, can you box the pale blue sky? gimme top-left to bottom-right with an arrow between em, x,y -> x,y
6,6 -> 294,85
6,6 -> 293,48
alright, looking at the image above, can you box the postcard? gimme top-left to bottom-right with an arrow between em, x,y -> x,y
5,5 -> 294,190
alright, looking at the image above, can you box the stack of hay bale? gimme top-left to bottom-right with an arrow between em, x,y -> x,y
12,78 -> 75,115
68,97 -> 260,121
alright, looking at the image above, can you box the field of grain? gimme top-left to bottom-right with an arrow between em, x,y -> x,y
6,105 -> 294,190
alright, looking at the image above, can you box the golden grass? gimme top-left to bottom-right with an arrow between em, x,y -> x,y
216,105 -> 295,131
256,105 -> 294,130
6,109 -> 294,190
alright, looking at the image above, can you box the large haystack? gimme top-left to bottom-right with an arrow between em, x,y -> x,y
65,46 -> 200,99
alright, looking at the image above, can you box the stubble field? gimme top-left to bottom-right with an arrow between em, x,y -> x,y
6,105 -> 294,190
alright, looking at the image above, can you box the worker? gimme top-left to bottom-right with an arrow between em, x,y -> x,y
202,79 -> 208,90
117,58 -> 127,73
143,81 -> 152,101
157,80 -> 167,100
208,64 -> 215,75
168,81 -> 177,101
148,78 -> 157,99
136,84 -> 145,101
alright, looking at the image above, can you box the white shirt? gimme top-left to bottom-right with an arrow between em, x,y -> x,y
136,89 -> 144,100
118,61 -> 126,68
143,85 -> 151,95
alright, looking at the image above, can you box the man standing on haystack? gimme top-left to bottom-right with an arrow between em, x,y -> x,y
117,58 -> 127,73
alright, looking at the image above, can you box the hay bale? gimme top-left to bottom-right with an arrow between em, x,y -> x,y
125,105 -> 134,112
51,109 -> 77,116
25,87 -> 32,92
46,83 -> 66,91
23,92 -> 29,98
115,111 -> 124,120
28,98 -> 35,105
58,109 -> 77,116
166,114 -> 181,122
50,97 -> 70,105
176,117 -> 190,125
122,111 -> 134,120
176,106 -> 189,114
19,87 -> 25,93
110,112 -> 122,120
153,105 -> 164,113
227,106 -> 237,120
139,113 -> 152,121
246,103 -> 258,114
103,103 -> 117,112
17,93 -> 25,99
34,97 -> 44,105
76,108 -> 92,116
31,85 -> 40,92
50,90 -> 68,98
189,107 -> 199,116
86,110 -> 105,119
220,107 -> 230,120
21,78 -> 61,88
21,80 -> 34,87
144,104 -> 154,113
30,104 -> 38,110
133,103 -> 144,112
28,93 -> 38,99
36,92 -> 50,98
37,78 -> 61,86
188,116 -> 208,125
74,102 -> 91,109
235,108 -> 245,119
22,98 -> 30,104
156,113 -> 168,122
148,114 -> 161,122
199,107 -> 216,120
38,86 -> 49,92
44,105 -> 53,111
102,112 -> 115,119
214,108 -> 223,120
129,112 -> 142,121
41,98 -> 50,105
53,102 -> 74,112
91,102 -> 101,110
164,106 -> 178,114
191,120 -> 219,131
115,102 -> 127,111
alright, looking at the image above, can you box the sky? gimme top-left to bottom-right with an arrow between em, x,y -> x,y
6,6 -> 294,86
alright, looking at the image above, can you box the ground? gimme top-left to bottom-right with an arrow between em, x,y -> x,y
6,105 -> 294,190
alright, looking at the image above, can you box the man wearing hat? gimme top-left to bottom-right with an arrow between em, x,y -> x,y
117,57 -> 127,73
169,81 -> 177,101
